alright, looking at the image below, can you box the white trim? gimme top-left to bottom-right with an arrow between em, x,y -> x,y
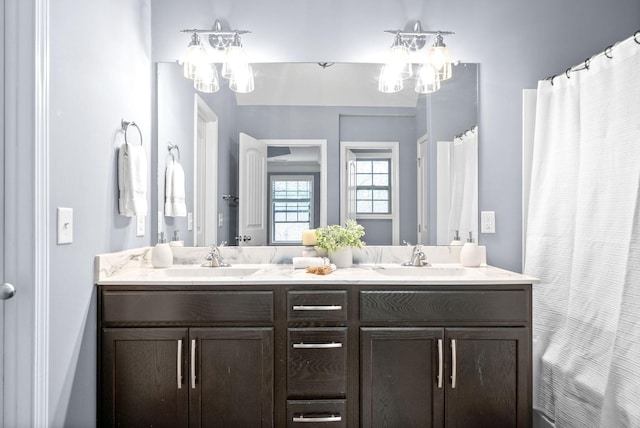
416,134 -> 428,244
260,139 -> 327,227
340,141 -> 400,245
34,0 -> 50,425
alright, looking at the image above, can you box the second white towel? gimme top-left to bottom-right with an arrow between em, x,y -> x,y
292,256 -> 330,269
165,159 -> 187,217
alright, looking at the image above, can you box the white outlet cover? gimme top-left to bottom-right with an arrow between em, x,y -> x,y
57,207 -> 73,244
136,215 -> 145,237
481,211 -> 496,234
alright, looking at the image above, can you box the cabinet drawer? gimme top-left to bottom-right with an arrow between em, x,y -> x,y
287,400 -> 347,428
288,328 -> 347,397
102,290 -> 273,324
288,291 -> 347,322
360,290 -> 529,323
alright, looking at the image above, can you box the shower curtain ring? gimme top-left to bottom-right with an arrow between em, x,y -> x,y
583,57 -> 591,70
634,30 -> 640,44
604,45 -> 614,59
565,68 -> 572,79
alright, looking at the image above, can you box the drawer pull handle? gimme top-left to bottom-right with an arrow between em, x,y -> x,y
293,342 -> 343,349
437,338 -> 443,389
292,305 -> 342,311
451,339 -> 457,389
191,339 -> 197,389
177,339 -> 183,390
293,415 -> 342,423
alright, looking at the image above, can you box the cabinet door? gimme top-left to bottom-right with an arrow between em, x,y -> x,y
361,328 -> 444,428
445,328 -> 530,428
189,327 -> 274,428
101,328 -> 189,428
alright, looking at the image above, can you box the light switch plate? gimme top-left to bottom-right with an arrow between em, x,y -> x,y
136,215 -> 145,237
57,207 -> 73,244
187,212 -> 193,231
481,211 -> 496,234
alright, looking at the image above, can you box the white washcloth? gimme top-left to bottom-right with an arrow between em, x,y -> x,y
164,159 -> 187,217
118,143 -> 148,217
292,256 -> 330,269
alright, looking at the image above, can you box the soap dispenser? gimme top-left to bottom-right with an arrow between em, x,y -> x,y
460,232 -> 482,267
169,229 -> 184,247
151,232 -> 173,268
450,230 -> 463,246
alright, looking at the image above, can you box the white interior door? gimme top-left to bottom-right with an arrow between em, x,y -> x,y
416,135 -> 428,244
239,132 -> 267,245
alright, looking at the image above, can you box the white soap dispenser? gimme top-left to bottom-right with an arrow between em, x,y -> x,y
151,232 -> 173,268
169,229 -> 184,247
450,230 -> 463,246
460,232 -> 482,267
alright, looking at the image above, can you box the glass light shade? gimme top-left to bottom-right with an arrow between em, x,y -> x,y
388,40 -> 413,80
378,63 -> 404,93
415,63 -> 441,94
229,64 -> 254,93
427,45 -> 452,81
183,35 -> 206,80
194,62 -> 220,93
222,44 -> 248,79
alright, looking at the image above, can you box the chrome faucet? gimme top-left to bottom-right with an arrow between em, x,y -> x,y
202,245 -> 231,267
402,245 -> 430,267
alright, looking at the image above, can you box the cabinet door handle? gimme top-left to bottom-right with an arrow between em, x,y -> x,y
451,339 -> 457,389
177,339 -> 183,390
292,342 -> 343,349
292,305 -> 342,311
437,338 -> 443,389
191,339 -> 197,389
292,415 -> 342,423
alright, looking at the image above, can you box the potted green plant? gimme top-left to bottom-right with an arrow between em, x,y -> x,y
314,220 -> 365,267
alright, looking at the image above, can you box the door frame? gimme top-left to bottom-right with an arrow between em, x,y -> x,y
3,0 -> 50,426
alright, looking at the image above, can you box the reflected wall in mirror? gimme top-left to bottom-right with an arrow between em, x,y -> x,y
156,61 -> 478,246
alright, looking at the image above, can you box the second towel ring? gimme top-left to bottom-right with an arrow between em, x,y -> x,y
121,119 -> 143,146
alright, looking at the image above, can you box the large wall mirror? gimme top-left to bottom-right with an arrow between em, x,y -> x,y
156,61 -> 478,247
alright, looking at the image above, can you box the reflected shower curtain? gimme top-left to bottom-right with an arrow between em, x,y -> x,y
446,127 -> 478,241
525,35 -> 640,427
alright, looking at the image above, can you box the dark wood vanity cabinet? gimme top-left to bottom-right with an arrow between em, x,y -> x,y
98,283 -> 531,427
99,288 -> 274,428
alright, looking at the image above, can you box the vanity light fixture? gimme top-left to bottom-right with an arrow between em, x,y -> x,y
181,19 -> 254,93
380,21 -> 454,94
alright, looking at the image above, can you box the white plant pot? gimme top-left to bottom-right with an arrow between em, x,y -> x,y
329,247 -> 353,268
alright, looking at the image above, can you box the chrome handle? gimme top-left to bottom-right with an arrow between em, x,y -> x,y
191,339 -> 196,389
292,305 -> 342,311
1,282 -> 16,300
451,339 -> 457,389
437,339 -> 443,389
177,339 -> 183,389
292,342 -> 343,349
292,415 -> 342,423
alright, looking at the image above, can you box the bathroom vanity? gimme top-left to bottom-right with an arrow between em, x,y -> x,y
96,247 -> 535,428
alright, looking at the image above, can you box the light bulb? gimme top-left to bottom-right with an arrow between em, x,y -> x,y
427,34 -> 452,81
222,34 -> 248,79
387,34 -> 413,80
229,63 -> 254,93
194,62 -> 220,93
415,63 -> 440,94
378,63 -> 404,93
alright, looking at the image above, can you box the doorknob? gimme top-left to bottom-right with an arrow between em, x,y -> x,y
1,282 -> 16,300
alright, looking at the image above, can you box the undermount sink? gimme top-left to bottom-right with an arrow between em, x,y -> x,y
372,266 -> 481,277
160,267 -> 261,278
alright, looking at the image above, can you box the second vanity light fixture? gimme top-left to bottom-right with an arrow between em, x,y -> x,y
380,21 -> 454,94
181,20 -> 254,94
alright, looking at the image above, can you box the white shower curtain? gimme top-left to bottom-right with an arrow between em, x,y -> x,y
525,35 -> 640,427
446,127 -> 478,242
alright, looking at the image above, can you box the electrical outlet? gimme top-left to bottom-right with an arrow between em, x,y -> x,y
136,215 -> 145,237
57,207 -> 73,244
481,211 -> 496,233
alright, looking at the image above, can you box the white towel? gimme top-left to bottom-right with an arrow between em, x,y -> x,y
292,256 -> 330,269
164,159 -> 187,217
118,143 -> 148,217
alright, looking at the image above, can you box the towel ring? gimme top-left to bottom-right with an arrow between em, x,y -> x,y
121,119 -> 143,146
168,143 -> 181,162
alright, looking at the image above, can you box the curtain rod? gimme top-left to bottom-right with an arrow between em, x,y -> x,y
546,29 -> 640,85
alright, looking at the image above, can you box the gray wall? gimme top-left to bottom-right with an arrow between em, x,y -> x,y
49,0 -> 151,426
46,0 -> 640,426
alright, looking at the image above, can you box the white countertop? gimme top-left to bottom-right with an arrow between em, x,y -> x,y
96,262 -> 538,286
